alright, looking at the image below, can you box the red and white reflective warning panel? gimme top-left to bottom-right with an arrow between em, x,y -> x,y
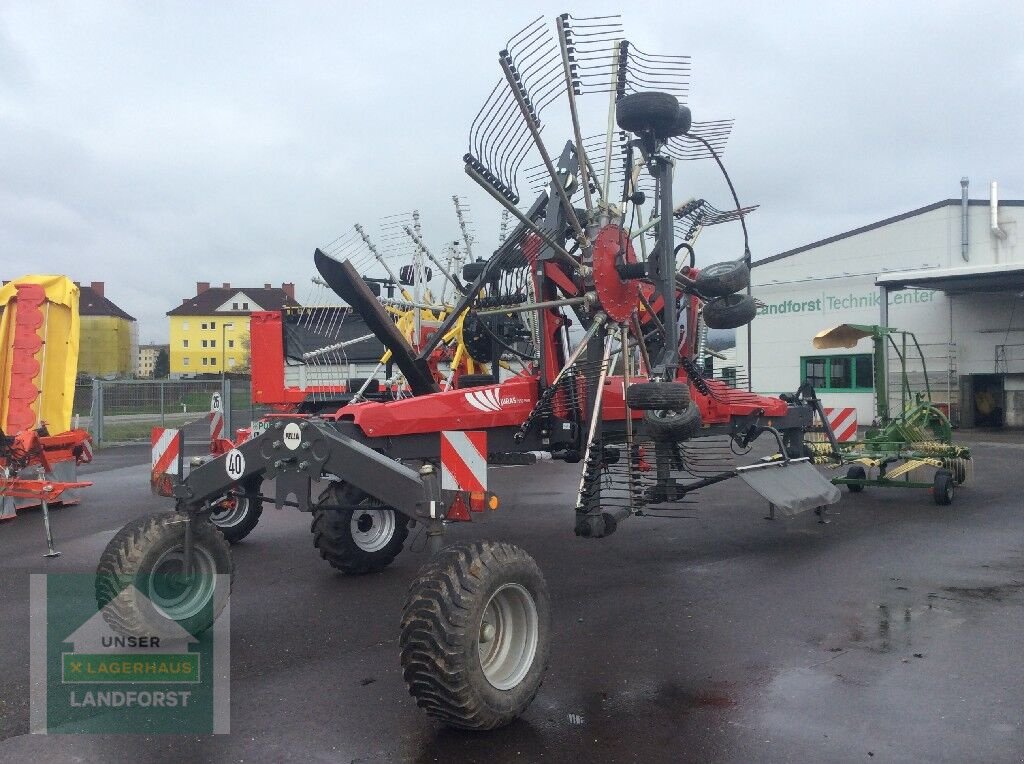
151,427 -> 183,496
440,431 -> 487,492
209,393 -> 224,442
823,407 -> 858,442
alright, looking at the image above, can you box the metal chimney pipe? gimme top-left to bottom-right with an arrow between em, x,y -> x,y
960,177 -> 969,261
990,180 -> 1008,241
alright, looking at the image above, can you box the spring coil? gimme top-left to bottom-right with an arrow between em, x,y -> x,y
680,356 -> 713,397
513,370 -> 575,442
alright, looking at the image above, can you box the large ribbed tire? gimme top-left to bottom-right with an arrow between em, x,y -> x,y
626,381 -> 690,411
703,293 -> 757,330
644,403 -> 702,442
695,260 -> 750,298
210,477 -> 263,543
311,482 -> 409,574
616,91 -> 681,135
400,541 -> 551,730
95,511 -> 233,637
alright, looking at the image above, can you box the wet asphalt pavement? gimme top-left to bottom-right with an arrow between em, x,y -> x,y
2,434 -> 1024,762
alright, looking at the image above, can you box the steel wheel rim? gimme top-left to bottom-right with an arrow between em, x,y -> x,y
148,545 -> 217,621
478,583 -> 539,690
211,496 -> 249,528
350,509 -> 395,553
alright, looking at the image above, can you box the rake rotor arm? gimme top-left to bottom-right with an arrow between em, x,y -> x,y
313,249 -> 439,395
499,52 -> 588,248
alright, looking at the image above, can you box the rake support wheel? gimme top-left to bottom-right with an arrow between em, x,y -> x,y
210,476 -> 263,543
626,381 -> 691,411
616,91 -> 684,138
400,541 -> 551,730
703,293 -> 758,330
695,260 -> 750,298
312,482 -> 409,574
95,511 -> 233,637
644,403 -> 702,442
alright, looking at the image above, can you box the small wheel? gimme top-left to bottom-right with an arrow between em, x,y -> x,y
625,381 -> 690,411
695,260 -> 750,298
616,91 -> 683,137
401,541 -> 551,730
703,293 -> 757,330
95,511 -> 233,637
933,469 -> 954,506
846,465 -> 866,493
210,477 -> 263,543
643,403 -> 702,442
311,482 -> 409,574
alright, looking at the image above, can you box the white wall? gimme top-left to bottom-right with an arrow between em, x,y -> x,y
737,201 -> 1024,425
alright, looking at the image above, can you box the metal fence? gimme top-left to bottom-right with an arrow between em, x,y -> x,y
74,378 -> 269,447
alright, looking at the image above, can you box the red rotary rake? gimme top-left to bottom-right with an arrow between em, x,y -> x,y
98,13 -> 838,730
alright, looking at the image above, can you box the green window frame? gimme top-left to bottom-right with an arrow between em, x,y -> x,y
800,354 -> 873,392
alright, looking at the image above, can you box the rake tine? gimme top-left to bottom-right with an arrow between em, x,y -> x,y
499,51 -> 587,247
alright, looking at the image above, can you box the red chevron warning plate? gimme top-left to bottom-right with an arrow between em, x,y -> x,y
440,431 -> 487,493
151,427 -> 182,496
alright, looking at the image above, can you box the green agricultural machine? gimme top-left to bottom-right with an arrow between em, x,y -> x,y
807,323 -> 972,505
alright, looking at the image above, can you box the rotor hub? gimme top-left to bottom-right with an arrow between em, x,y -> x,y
591,224 -> 640,323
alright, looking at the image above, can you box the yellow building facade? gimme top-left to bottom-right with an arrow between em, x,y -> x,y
76,282 -> 137,378
168,282 -> 297,376
168,315 -> 250,374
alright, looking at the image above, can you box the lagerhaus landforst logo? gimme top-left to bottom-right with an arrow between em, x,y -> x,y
30,573 -> 230,734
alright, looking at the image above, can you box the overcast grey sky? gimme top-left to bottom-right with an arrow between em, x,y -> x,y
2,1 -> 1022,342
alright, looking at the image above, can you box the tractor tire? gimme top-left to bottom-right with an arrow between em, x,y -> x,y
933,469 -> 954,506
311,482 -> 409,574
95,511 -> 233,637
400,541 -> 551,730
703,293 -> 757,330
695,260 -> 750,298
210,476 -> 263,543
616,92 -> 681,135
846,465 -> 866,492
625,381 -> 690,411
643,403 -> 702,442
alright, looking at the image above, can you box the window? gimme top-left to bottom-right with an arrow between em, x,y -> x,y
182,321 -> 189,330
202,340 -> 208,348
800,354 -> 873,392
242,302 -> 249,310
232,302 -> 238,310
228,340 -> 234,348
210,321 -> 216,329
210,339 -> 216,348
202,358 -> 208,366
210,357 -> 217,365
201,322 -> 207,330
183,339 -> 189,348
183,358 -> 190,366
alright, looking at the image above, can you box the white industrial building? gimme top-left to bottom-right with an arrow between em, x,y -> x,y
738,181 -> 1024,428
